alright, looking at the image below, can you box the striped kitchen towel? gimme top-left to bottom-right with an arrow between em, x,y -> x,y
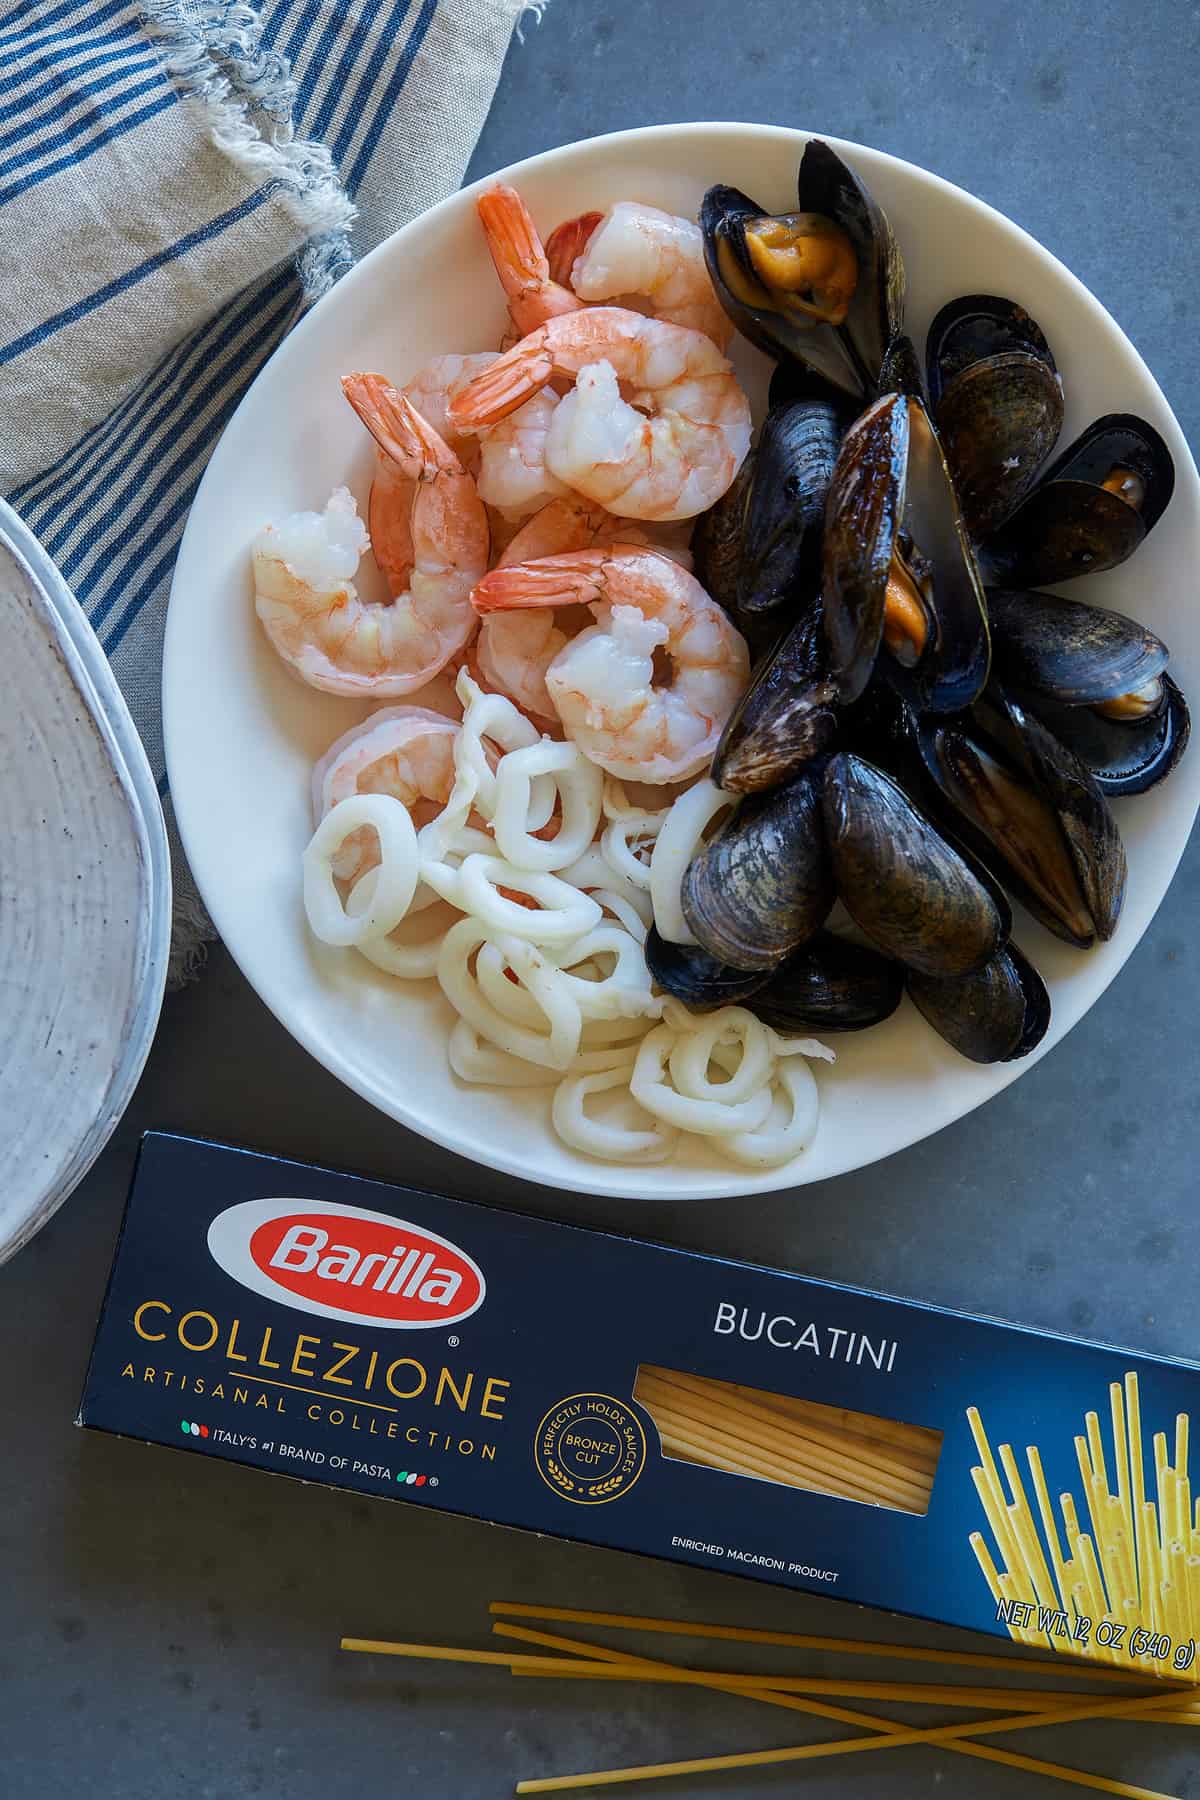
2,0 -> 538,979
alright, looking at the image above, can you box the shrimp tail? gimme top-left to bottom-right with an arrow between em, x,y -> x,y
545,211 -> 604,287
472,547 -> 643,613
448,333 -> 554,430
342,374 -> 457,474
477,185 -> 551,300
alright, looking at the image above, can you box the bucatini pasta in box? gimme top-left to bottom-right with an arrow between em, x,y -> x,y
79,1132 -> 1200,1680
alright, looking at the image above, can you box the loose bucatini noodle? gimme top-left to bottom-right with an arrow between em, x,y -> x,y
301,667 -> 832,1166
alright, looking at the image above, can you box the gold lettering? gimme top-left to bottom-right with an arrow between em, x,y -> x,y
177,1310 -> 219,1352
291,1334 -> 319,1377
323,1342 -> 358,1387
226,1319 -> 248,1364
133,1300 -> 169,1342
258,1327 -> 281,1371
435,1367 -> 473,1412
386,1358 -> 427,1400
480,1377 -> 510,1420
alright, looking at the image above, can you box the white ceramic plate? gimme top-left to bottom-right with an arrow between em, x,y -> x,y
1,500 -> 170,1260
163,124 -> 1200,1200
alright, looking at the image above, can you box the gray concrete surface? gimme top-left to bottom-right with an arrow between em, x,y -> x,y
5,2 -> 1200,1795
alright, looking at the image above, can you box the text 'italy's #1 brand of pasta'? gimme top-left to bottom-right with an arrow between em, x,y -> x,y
206,1197 -> 485,1329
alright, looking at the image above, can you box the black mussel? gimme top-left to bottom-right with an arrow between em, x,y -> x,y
681,769 -> 834,971
700,140 -> 904,400
925,298 -> 1064,542
821,752 -> 1005,977
917,690 -> 1127,947
908,942 -> 1051,1064
983,587 -> 1189,796
986,586 -> 1168,706
1018,676 -> 1190,799
737,398 -> 843,617
692,446 -> 755,620
748,930 -> 904,1032
982,413 -> 1174,586
822,393 -> 990,713
712,607 -> 839,794
926,294 -> 1057,408
878,333 -> 927,403
644,926 -> 773,1010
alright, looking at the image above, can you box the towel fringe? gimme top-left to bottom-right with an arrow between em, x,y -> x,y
143,0 -> 355,297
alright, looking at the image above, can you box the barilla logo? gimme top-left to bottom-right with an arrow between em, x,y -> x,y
206,1199 -> 484,1330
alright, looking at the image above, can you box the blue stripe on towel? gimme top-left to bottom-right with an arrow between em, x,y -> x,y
0,87 -> 178,210
0,186 -> 279,367
345,0 -> 439,193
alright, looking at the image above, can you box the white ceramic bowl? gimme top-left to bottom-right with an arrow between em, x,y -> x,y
163,123 -> 1200,1200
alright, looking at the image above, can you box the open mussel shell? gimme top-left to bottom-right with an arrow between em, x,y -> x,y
908,942 -> 1051,1064
748,930 -> 904,1032
822,393 -> 990,713
644,926 -> 772,1011
737,399 -> 843,616
821,752 -> 1005,977
1021,675 -> 1190,798
917,690 -> 1127,947
982,414 -> 1174,586
712,606 -> 839,794
700,140 -> 904,400
681,768 -> 834,971
926,294 -> 1057,407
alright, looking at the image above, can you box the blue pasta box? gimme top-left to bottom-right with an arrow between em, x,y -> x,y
78,1130 -> 1200,1679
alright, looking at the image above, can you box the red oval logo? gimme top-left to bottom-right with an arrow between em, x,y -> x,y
239,1208 -> 483,1325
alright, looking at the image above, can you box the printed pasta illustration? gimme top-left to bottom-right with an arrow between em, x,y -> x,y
969,1373 -> 1199,1675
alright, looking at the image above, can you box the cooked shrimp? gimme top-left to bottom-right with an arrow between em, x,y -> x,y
477,184 -> 584,338
475,497 -> 692,723
401,353 -> 497,465
449,308 -> 752,521
474,388 -> 568,517
257,374 -> 485,697
569,201 -> 732,348
545,211 -> 602,287
312,706 -> 459,882
472,548 -> 750,782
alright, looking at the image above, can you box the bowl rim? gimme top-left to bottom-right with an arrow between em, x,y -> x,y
164,120 -> 1200,1201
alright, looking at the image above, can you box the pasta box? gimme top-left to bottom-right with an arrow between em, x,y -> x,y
78,1130 -> 1200,1678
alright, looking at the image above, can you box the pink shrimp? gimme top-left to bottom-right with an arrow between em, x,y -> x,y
448,308 -> 751,521
252,378 -> 488,697
545,211 -> 603,288
476,184 -> 584,338
474,497 -> 693,724
471,547 -> 750,782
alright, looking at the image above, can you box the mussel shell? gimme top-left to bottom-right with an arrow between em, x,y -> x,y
748,930 -> 904,1032
821,752 -> 1005,977
737,399 -> 843,616
982,413 -> 1174,586
711,606 -> 838,793
822,393 -> 991,713
681,769 -> 834,971
692,445 -> 754,619
986,586 -> 1169,706
700,140 -> 903,399
918,691 -> 1126,947
926,294 -> 1057,409
877,332 -> 927,403
1024,675 -> 1190,798
822,392 -> 908,702
908,942 -> 1051,1064
644,926 -> 773,1011
934,352 -> 1064,540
